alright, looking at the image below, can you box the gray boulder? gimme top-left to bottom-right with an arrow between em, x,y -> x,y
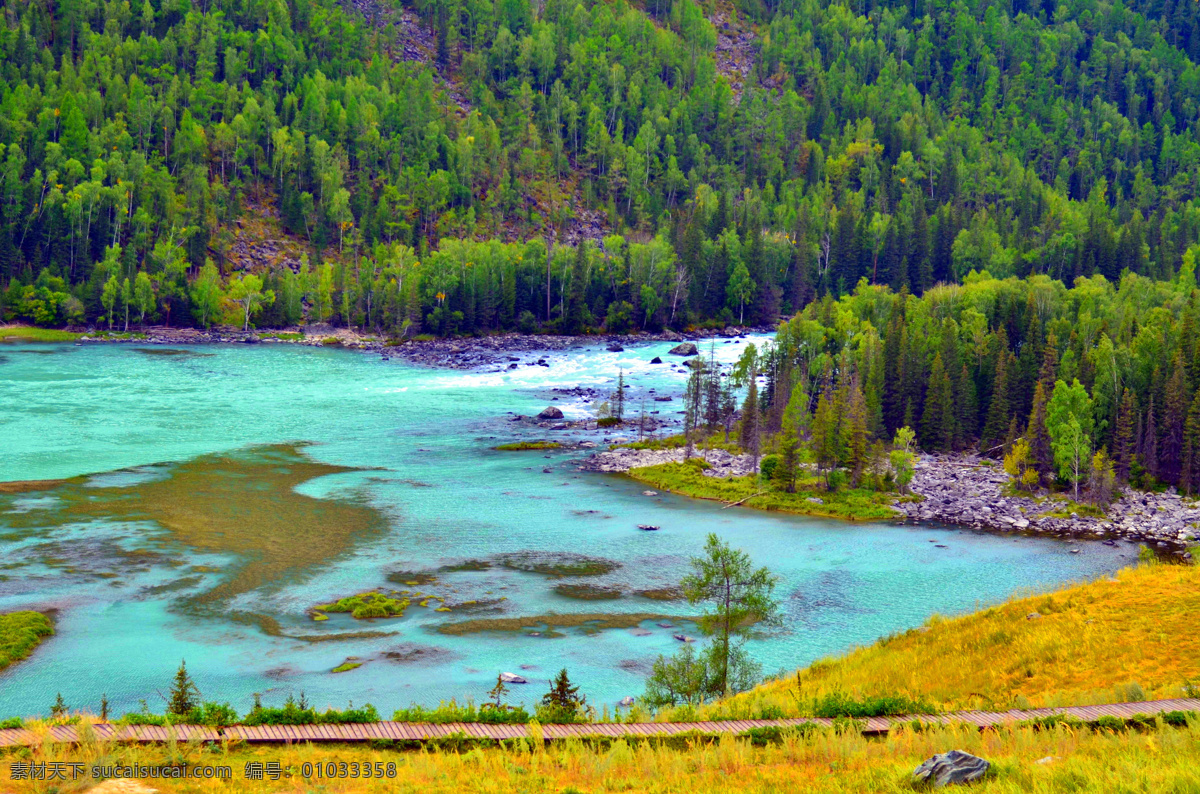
537,406 -> 564,420
499,672 -> 528,684
618,696 -> 635,707
913,750 -> 990,787
668,342 -> 699,356
649,356 -> 663,364
607,343 -> 625,352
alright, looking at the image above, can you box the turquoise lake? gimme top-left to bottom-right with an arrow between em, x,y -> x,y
0,338 -> 1132,718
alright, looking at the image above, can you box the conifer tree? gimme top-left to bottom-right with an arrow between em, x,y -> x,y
612,368 -> 626,421
981,339 -> 1012,454
1026,380 -> 1053,480
1144,396 -> 1160,482
738,363 -> 760,471
843,376 -> 869,484
810,381 -> 841,489
1183,388 -> 1200,495
167,660 -> 200,716
955,361 -> 978,448
1114,387 -> 1136,481
1163,354 -> 1189,486
920,353 -> 953,451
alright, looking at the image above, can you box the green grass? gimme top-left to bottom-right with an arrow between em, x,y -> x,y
263,332 -> 304,341
0,611 -> 54,672
627,463 -> 900,521
1037,496 -> 1108,519
0,325 -> 81,342
314,592 -> 410,620
493,441 -> 563,451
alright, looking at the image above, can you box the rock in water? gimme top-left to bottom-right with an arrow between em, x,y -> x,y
668,342 -> 699,356
499,672 -> 528,684
607,343 -> 625,352
912,750 -> 990,787
618,696 -> 636,707
537,406 -> 564,419
649,356 -> 663,364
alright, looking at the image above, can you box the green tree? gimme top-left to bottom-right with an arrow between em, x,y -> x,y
773,432 -> 801,493
167,660 -> 200,716
738,362 -> 760,470
538,668 -> 588,723
120,278 -> 132,332
101,274 -> 120,330
680,533 -> 780,696
921,353 -> 953,450
133,271 -> 155,327
191,261 -> 224,329
1046,379 -> 1095,500
889,426 -> 917,494
226,273 -> 275,331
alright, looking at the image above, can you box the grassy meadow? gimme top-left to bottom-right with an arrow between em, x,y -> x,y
692,561 -> 1200,720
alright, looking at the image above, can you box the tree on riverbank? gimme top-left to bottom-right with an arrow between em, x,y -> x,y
644,535 -> 779,707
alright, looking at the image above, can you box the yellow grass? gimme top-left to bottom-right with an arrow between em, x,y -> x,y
3,719 -> 1199,792
705,562 -> 1200,718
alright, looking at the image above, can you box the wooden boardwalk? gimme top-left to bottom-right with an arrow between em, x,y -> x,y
2,698 -> 1196,748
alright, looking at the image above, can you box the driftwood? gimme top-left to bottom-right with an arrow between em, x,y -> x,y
722,491 -> 766,509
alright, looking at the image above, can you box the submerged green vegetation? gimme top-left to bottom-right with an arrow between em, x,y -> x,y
314,592 -> 411,620
492,441 -> 562,451
0,611 -> 53,673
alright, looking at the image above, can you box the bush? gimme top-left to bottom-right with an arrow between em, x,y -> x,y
243,696 -> 380,726
759,455 -> 779,481
597,416 -> 621,427
517,310 -> 538,334
809,691 -> 937,718
392,701 -> 532,725
0,716 -> 23,729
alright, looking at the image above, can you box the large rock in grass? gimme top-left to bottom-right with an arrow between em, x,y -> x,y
913,750 -> 990,787
668,342 -> 699,356
537,406 -> 564,420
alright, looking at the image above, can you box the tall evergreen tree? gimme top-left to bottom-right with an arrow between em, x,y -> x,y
981,334 -> 1013,454
1114,387 -> 1137,482
921,353 -> 954,451
1182,388 -> 1200,495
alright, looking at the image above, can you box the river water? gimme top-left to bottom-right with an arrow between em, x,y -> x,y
0,338 -> 1131,718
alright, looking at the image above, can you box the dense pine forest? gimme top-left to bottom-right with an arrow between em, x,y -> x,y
703,269 -> 1200,498
3,0 -> 1200,334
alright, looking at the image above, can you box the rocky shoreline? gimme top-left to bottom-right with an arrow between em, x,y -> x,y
579,448 -> 1196,557
897,455 -> 1196,557
64,324 -> 771,370
580,447 -> 758,478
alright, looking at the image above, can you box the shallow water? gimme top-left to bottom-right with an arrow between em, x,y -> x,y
0,339 -> 1132,717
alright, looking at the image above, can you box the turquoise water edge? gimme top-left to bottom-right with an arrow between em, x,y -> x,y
0,337 -> 1129,718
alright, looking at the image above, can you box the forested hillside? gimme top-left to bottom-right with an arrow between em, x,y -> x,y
3,0 -> 1200,334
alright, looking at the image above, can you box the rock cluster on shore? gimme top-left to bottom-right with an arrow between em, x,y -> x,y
580,447 -> 758,478
895,455 -> 1196,554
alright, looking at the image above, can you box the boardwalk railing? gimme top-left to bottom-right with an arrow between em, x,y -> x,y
2,698 -> 1197,748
